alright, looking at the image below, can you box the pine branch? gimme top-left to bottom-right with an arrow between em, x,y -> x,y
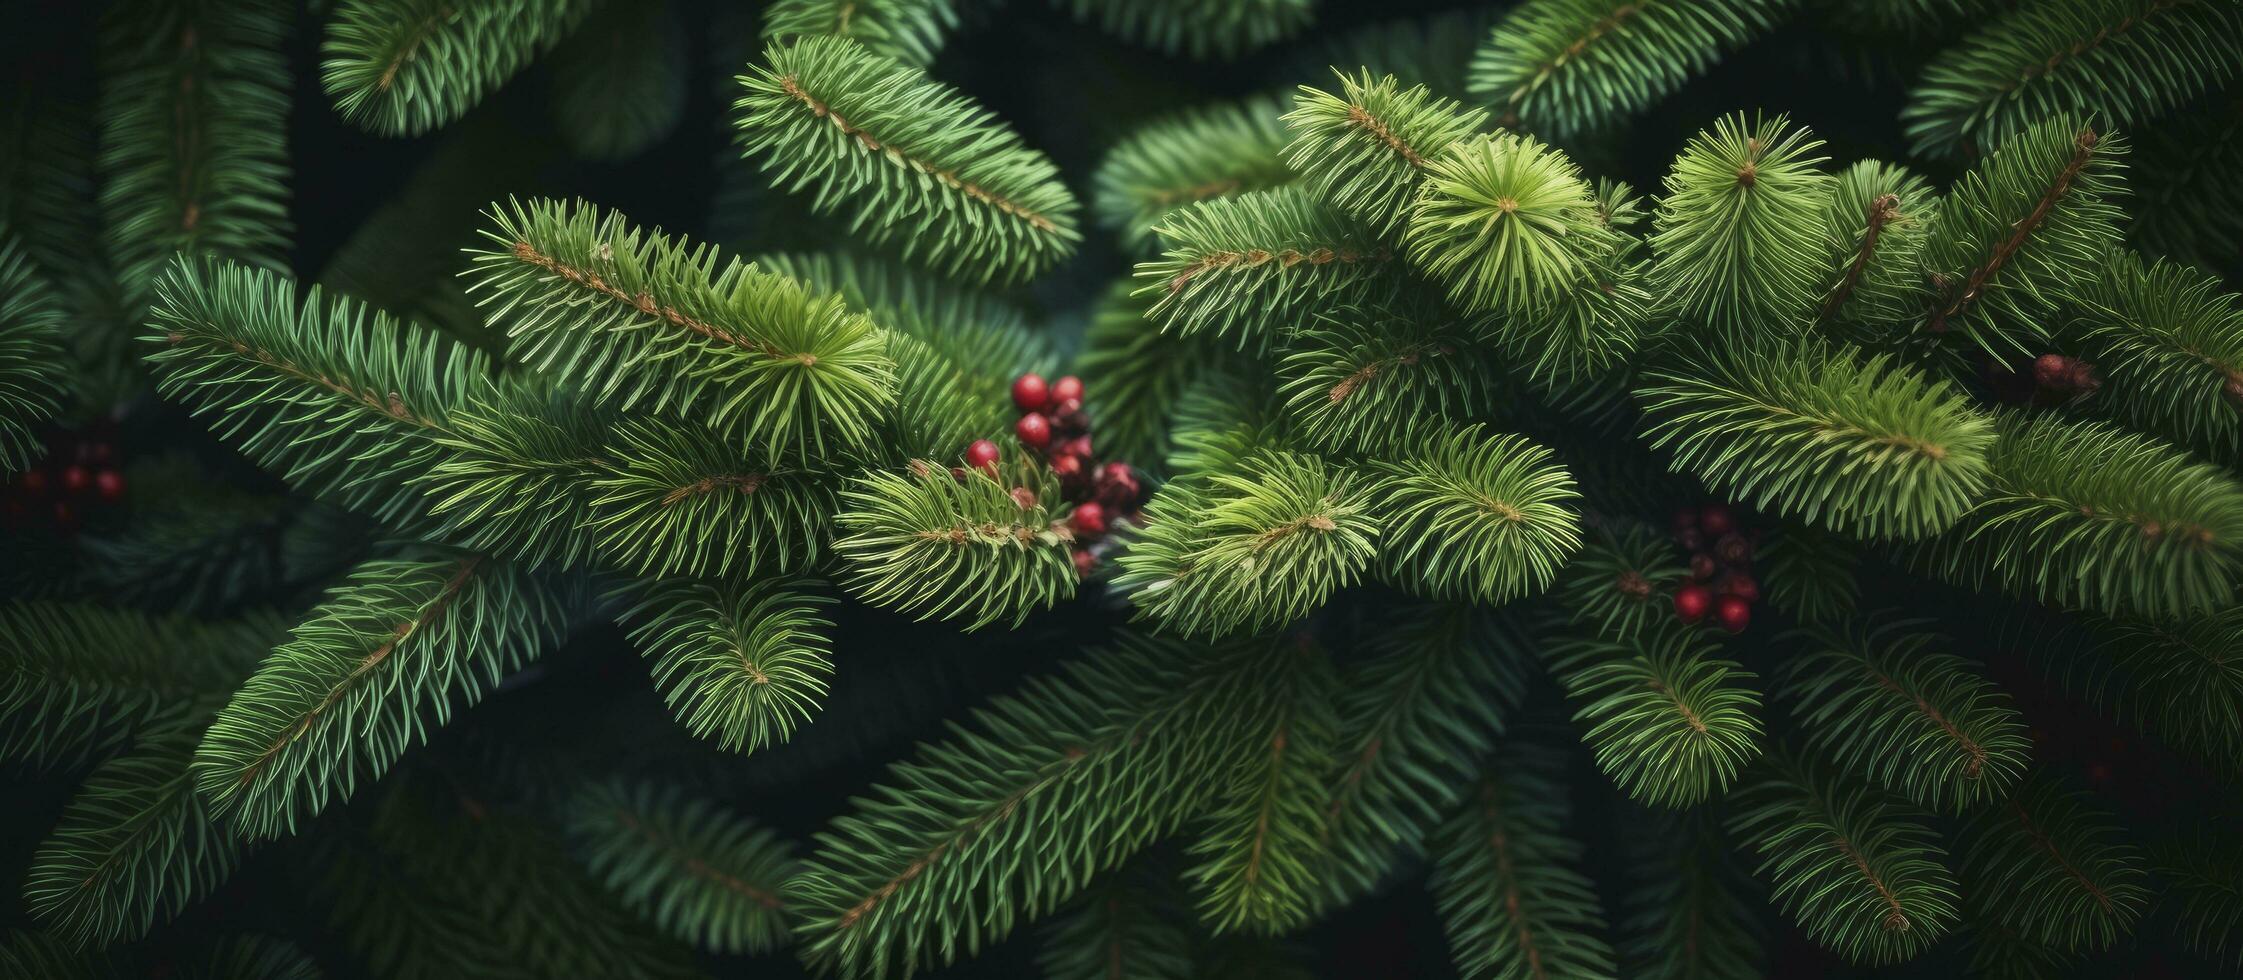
0,232 -> 69,471
1276,302 -> 1502,456
1037,861 -> 1193,980
1184,643 -> 1340,935
1467,0 -> 1797,139
0,932 -> 110,979
1911,412 -> 2243,619
1050,0 -> 1315,60
564,779 -> 799,954
1902,0 -> 2243,157
1956,777 -> 2149,952
2061,249 -> 2243,463
1097,94 -> 1295,250
1780,620 -> 2030,812
322,0 -> 600,137
1077,281 -> 1230,474
1652,113 -> 1833,334
1368,426 -> 1583,606
1754,524 -> 1861,624
833,463 -> 1077,630
617,577 -> 835,755
2060,605 -> 2243,770
1543,619 -> 1764,807
763,0 -> 960,67
1407,132 -> 1622,317
1727,751 -> 1961,964
1136,186 -> 1398,350
1481,239 -> 1657,388
547,0 -> 688,162
191,552 -> 570,840
1635,336 -> 1996,541
735,37 -> 1081,283
1617,812 -> 1764,980
1553,522 -> 1690,642
1282,71 -> 1486,237
1815,160 -> 1937,333
1429,744 -> 1618,980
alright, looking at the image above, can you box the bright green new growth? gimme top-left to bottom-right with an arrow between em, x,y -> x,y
1956,778 -> 2149,952
1096,95 -> 1295,249
1183,644 -> 1339,935
2061,249 -> 2243,461
1919,115 -> 2129,357
1915,413 -> 2243,619
1051,0 -> 1316,60
1276,303 -> 1499,455
1115,450 -> 1378,639
323,0 -> 601,137
1136,185 -> 1397,349
1369,426 -> 1583,606
1407,132 -> 1621,316
1902,0 -> 2243,158
1636,337 -> 1996,541
617,578 -> 835,755
763,0 -> 960,67
833,464 -> 1076,631
1652,112 -> 1832,333
1728,753 -> 1961,964
1815,160 -> 1937,332
468,198 -> 896,467
1781,622 -> 2030,812
1467,0 -> 1794,139
564,780 -> 800,954
735,37 -> 1081,283
190,553 -> 569,840
1282,71 -> 1487,236
0,234 -> 68,470
1429,745 -> 1618,979
1544,620 -> 1765,807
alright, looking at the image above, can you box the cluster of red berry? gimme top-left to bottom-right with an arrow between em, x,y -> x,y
1669,502 -> 1760,634
960,373 -> 1144,577
2,428 -> 127,535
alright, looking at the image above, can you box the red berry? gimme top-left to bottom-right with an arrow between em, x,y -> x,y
1072,549 -> 1095,578
1714,533 -> 1752,566
1060,434 -> 1091,460
1714,595 -> 1751,634
19,469 -> 48,497
1050,453 -> 1086,485
1011,373 -> 1050,413
1716,572 -> 1759,602
1050,399 -> 1087,435
1095,463 -> 1141,508
964,439 -> 1001,474
1015,412 -> 1052,449
1051,375 -> 1083,404
60,464 -> 90,494
93,469 -> 125,503
1673,583 -> 1713,624
1071,501 -> 1108,537
1699,503 -> 1735,537
1689,553 -> 1718,581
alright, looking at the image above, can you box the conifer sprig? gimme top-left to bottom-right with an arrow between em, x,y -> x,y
617,578 -> 835,755
0,235 -> 69,471
1407,133 -> 1621,316
1430,745 -> 1619,979
1136,186 -> 1398,349
322,0 -> 601,137
1544,620 -> 1765,807
1184,645 -> 1340,935
0,603 -> 277,769
762,0 -> 960,67
1955,778 -> 2149,952
1096,96 -> 1295,250
564,780 -> 800,954
2061,249 -> 2243,461
1815,161 -> 1937,332
833,464 -> 1076,630
1276,303 -> 1500,456
1652,112 -> 1833,333
1368,426 -> 1584,606
1282,71 -> 1487,236
1467,0 -> 1795,139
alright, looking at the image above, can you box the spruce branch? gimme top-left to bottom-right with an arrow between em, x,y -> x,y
1543,619 -> 1765,807
1956,777 -> 2149,952
1183,643 -> 1340,935
1136,186 -> 1398,350
587,417 -> 839,579
1635,336 -> 1996,541
1755,525 -> 1861,624
191,553 -> 570,840
734,37 -> 1081,283
322,0 -> 601,137
0,233 -> 70,471
1618,813 -> 1765,980
2061,606 -> 2243,769
564,779 -> 799,954
1651,112 -> 1833,334
1553,523 -> 1691,642
2061,249 -> 2243,462
1368,426 -> 1584,606
617,577 -> 835,755
1780,621 -> 2030,812
1467,0 -> 1796,139
1277,302 -> 1502,456
1282,71 -> 1487,237
1815,160 -> 1937,333
1097,95 -> 1295,250
833,464 -> 1076,631
1037,862 -> 1193,980
1077,281 -> 1229,474
1406,132 -> 1621,317
763,0 -> 960,67
1429,744 -> 1619,980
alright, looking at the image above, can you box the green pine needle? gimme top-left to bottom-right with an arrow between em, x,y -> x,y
833,463 -> 1076,630
1369,425 -> 1584,606
1096,95 -> 1295,250
2062,249 -> 2243,462
1956,777 -> 2149,952
1183,644 -> 1340,935
1651,112 -> 1833,333
1815,160 -> 1938,333
1136,185 -> 1400,350
564,779 -> 800,954
0,602 -> 277,769
1282,71 -> 1487,236
616,577 -> 835,755
1430,743 -> 1619,979
1276,302 -> 1503,456
1468,0 -> 1796,140
0,233 -> 69,471
323,0 -> 600,137
1407,132 -> 1621,317
1543,619 -> 1765,807
763,0 -> 960,67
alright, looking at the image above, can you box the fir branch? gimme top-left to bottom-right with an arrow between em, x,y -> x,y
322,0 -> 601,137
1407,132 -> 1622,317
735,36 -> 1081,283
1651,113 -> 1833,334
1543,619 -> 1765,807
1956,777 -> 2149,952
1097,94 -> 1295,250
763,0 -> 960,67
587,416 -> 839,578
564,779 -> 799,954
1184,643 -> 1340,935
417,383 -> 609,570
1816,160 -> 1938,333
1277,302 -> 1502,457
0,602 -> 276,769
1368,426 -> 1583,606
1467,0 -> 1796,139
2061,249 -> 2243,462
833,464 -> 1076,631
1136,186 -> 1398,350
1485,251 -> 1658,389
1049,0 -> 1314,60
0,233 -> 69,471
1553,522 -> 1691,642
2061,606 -> 2243,770
1780,621 -> 2031,812
1755,524 -> 1861,624
1076,281 -> 1226,474
1037,861 -> 1194,980
1430,744 -> 1619,980
617,577 -> 835,755
1282,71 -> 1487,236
1618,813 -> 1765,980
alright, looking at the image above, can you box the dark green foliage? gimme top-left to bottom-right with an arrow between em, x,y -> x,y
1429,744 -> 1618,979
2155,831 -> 2243,969
1543,620 -> 1764,807
322,0 -> 600,137
1815,161 -> 1937,333
1918,116 -> 2129,357
1136,186 -> 1398,350
1728,753 -> 1960,964
1482,248 -> 1656,388
1368,426 -> 1583,606
735,37 -> 1081,283
1618,813 -> 1764,980
0,234 -> 69,470
1468,0 -> 1794,139
1283,71 -> 1486,237
1913,413 -> 2243,620
547,0 -> 687,161
1553,523 -> 1689,642
2062,606 -> 2243,769
1097,95 -> 1295,250
564,779 -> 799,954
191,553 -> 569,840
2128,92 -> 2243,266
1636,337 -> 1996,541
1075,281 -> 1220,473
833,464 -> 1076,630
0,603 -> 276,768
1183,644 -> 1339,934
1038,863 -> 1194,980
1051,0 -> 1315,60
1652,113 -> 1832,333
763,0 -> 959,67
1902,0 -> 2243,158
2061,249 -> 2243,461
1408,133 -> 1621,317
1780,622 -> 2030,812
468,198 -> 897,466
617,578 -> 835,755
1288,9 -> 1501,100
1754,525 -> 1861,623
1955,778 -> 2149,952
1275,302 -> 1500,455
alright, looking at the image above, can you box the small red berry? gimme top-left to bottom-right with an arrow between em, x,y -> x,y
1714,533 -> 1752,565
1673,583 -> 1713,624
93,469 -> 125,503
1689,553 -> 1718,581
1071,501 -> 1108,537
1716,572 -> 1759,602
1050,399 -> 1087,435
1699,503 -> 1735,537
1714,595 -> 1751,634
1051,375 -> 1084,404
1015,412 -> 1052,449
19,469 -> 48,497
1011,373 -> 1050,413
1050,453 -> 1086,484
60,464 -> 90,494
1072,549 -> 1095,578
1060,434 -> 1091,460
1095,462 -> 1141,507
964,439 -> 1001,474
